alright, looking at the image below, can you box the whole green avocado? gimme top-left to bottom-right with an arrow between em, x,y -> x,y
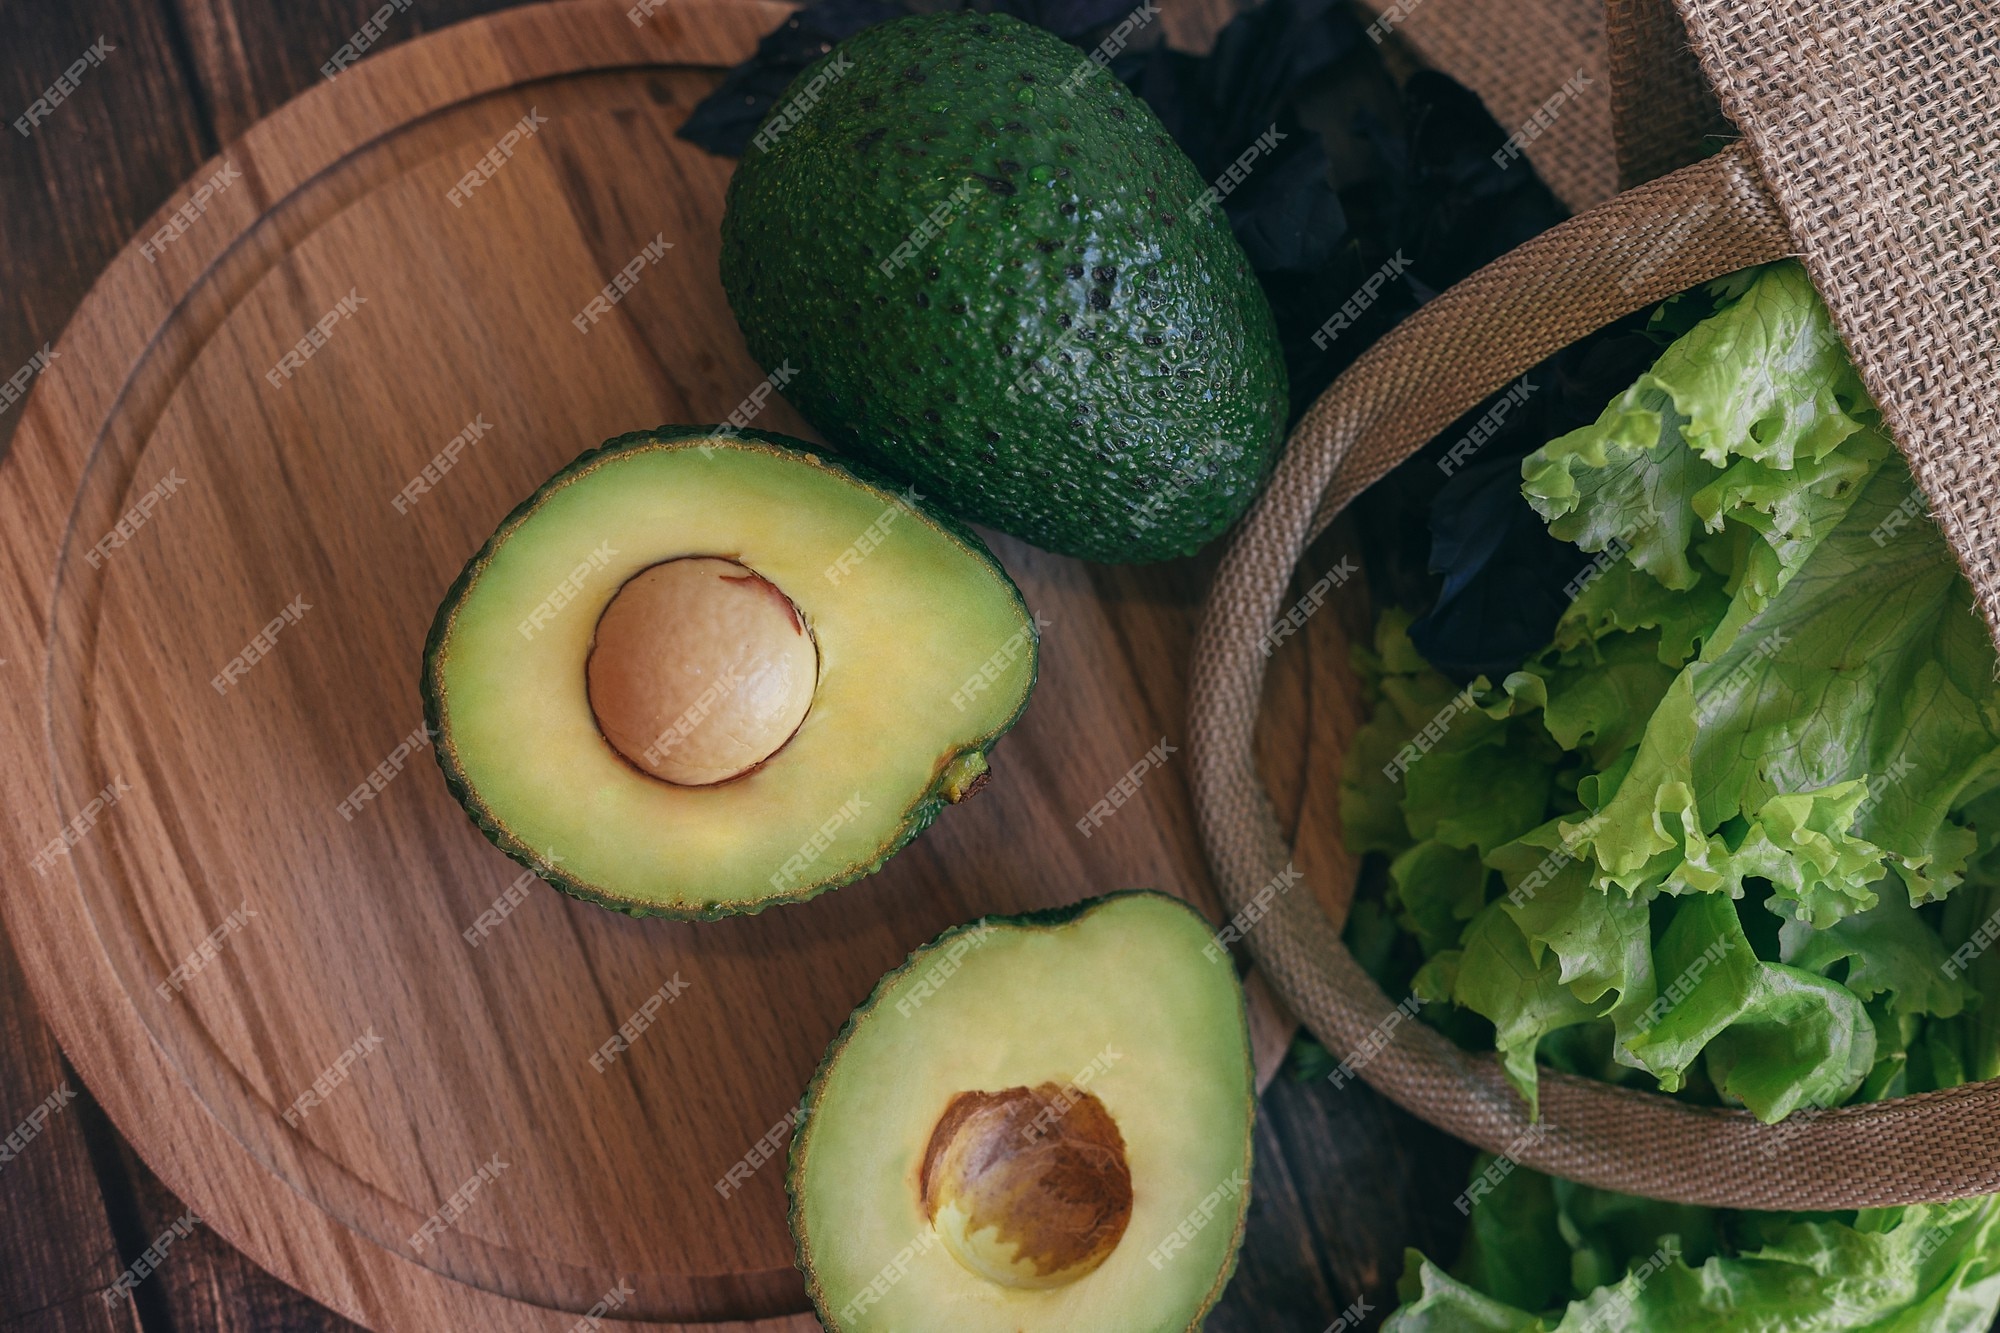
719,11 -> 1289,563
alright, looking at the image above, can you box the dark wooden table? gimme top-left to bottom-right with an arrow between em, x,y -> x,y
0,1 -> 1475,1328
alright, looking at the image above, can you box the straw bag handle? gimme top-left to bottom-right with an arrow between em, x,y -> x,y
1188,142 -> 2000,1209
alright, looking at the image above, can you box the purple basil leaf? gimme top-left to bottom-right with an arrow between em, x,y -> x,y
677,0 -> 910,158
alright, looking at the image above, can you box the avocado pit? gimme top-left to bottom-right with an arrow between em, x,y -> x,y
586,556 -> 816,786
919,1082 -> 1133,1290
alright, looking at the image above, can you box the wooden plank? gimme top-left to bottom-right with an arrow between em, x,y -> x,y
109,1134 -> 363,1332
0,1 -> 211,1329
1246,1068 -> 1478,1329
0,0 -> 212,464
0,970 -> 138,1332
164,0 -> 1240,151
1207,1085 -> 1350,1333
168,0 -> 542,143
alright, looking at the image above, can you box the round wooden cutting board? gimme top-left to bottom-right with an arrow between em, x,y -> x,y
0,2 -> 1361,1328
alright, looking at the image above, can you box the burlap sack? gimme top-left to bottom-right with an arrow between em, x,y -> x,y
1190,0 -> 2000,1207
1351,0 -> 1619,211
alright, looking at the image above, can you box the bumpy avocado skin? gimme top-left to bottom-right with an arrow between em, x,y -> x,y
720,12 -> 1289,564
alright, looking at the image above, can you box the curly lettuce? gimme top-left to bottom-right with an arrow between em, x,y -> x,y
1388,1162 -> 2000,1332
1342,262 -> 2000,1331
1341,262 -> 2000,1122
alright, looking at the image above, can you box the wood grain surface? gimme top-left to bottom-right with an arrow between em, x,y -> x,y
0,1 -> 1480,1329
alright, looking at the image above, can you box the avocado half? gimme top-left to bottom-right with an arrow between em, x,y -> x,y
422,427 -> 1038,918
789,891 -> 1255,1331
721,12 -> 1289,565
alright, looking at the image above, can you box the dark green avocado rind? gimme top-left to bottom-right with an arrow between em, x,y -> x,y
419,425 -> 1040,921
721,12 -> 1289,565
785,889 -> 1257,1331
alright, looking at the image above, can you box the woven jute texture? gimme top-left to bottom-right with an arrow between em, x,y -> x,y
1606,0 -> 1731,186
1351,0 -> 1618,211
1672,1 -> 2000,656
1191,139 -> 2000,1208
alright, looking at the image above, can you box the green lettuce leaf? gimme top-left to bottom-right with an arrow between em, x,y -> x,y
1389,1191 -> 2000,1332
1783,891 -> 1974,1021
1389,840 -> 1490,957
1496,837 -> 1652,1023
1549,560 -> 1730,667
1343,612 -> 1565,863
1533,630 -> 1680,768
1449,903 -> 1599,1116
1615,892 -> 1872,1119
1364,258 -> 2000,1333
1522,263 -> 1873,597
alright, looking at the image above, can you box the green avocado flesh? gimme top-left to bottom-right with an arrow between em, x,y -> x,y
422,428 -> 1037,918
721,12 -> 1289,565
791,891 -> 1255,1331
